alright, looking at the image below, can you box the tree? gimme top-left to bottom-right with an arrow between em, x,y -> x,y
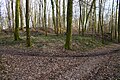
118,0 -> 120,42
51,0 -> 56,33
38,1 -> 41,27
0,2 -> 1,30
14,0 -> 20,41
58,0 -> 62,34
6,0 -> 11,29
111,0 -> 114,41
34,9 -> 37,29
56,0 -> 59,35
115,0 -> 118,39
65,0 -> 73,49
93,0 -> 97,33
78,0 -> 82,35
44,0 -> 47,36
84,0 -> 96,36
11,0 -> 14,30
98,0 -> 104,43
20,0 -> 24,31
26,0 -> 31,47
101,0 -> 104,43
63,0 -> 65,30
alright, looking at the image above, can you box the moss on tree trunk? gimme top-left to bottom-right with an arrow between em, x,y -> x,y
14,0 -> 20,41
65,0 -> 73,50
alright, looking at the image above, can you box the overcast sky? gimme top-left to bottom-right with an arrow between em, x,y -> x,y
0,0 -> 117,18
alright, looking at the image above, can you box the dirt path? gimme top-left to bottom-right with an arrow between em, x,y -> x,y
0,44 -> 120,80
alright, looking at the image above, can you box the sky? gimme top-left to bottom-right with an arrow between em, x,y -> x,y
0,0 -> 117,23
0,0 -> 117,29
0,0 -> 115,15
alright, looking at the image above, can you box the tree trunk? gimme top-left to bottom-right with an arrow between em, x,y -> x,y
56,0 -> 59,35
99,0 -> 104,43
84,0 -> 96,34
11,0 -> 14,30
0,3 -> 1,30
111,0 -> 114,41
51,0 -> 56,33
65,0 -> 73,50
58,0 -> 62,34
79,0 -> 82,35
118,0 -> 120,42
39,3 -> 41,27
26,0 -> 31,47
6,0 -> 11,29
63,0 -> 65,30
20,1 -> 24,31
44,0 -> 47,36
14,0 -> 20,41
115,0 -> 118,39
93,0 -> 96,33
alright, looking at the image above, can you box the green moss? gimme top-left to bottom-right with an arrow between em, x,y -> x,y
65,0 -> 73,50
14,0 -> 20,41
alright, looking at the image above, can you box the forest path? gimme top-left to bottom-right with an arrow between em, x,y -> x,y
0,44 -> 120,80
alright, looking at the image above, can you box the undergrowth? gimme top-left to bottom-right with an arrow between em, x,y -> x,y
0,33 -> 111,52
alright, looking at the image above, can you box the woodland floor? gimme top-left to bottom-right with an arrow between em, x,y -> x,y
0,31 -> 120,80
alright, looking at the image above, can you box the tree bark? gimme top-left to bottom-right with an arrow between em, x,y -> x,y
65,0 -> 73,50
26,0 -> 31,47
56,0 -> 59,35
51,0 -> 56,33
63,0 -> 65,29
111,0 -> 114,41
118,0 -> 120,42
44,0 -> 47,36
11,0 -> 14,30
14,0 -> 20,41
20,0 -> 24,31
115,0 -> 118,39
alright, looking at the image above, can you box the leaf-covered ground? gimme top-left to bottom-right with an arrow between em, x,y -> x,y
0,44 -> 119,80
0,32 -> 119,80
